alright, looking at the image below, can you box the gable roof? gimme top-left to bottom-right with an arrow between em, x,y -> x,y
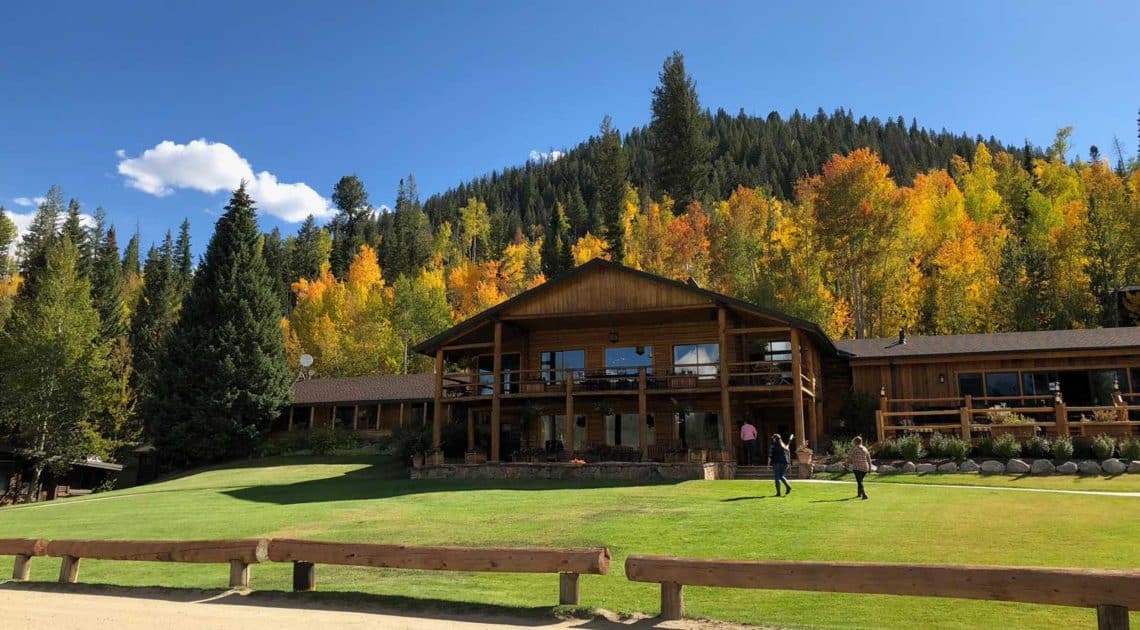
292,373 -> 434,405
836,327 -> 1140,360
414,258 -> 838,355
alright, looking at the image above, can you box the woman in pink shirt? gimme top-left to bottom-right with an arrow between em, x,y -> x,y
740,420 -> 758,465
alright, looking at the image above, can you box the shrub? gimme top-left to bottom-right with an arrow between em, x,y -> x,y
391,423 -> 431,463
897,434 -> 926,461
308,428 -> 360,455
992,433 -> 1021,460
1092,408 -> 1122,423
975,436 -> 995,458
872,438 -> 900,460
1022,435 -> 1051,459
927,433 -> 971,461
830,439 -> 852,461
1051,436 -> 1074,461
1119,438 -> 1140,461
1091,435 -> 1117,460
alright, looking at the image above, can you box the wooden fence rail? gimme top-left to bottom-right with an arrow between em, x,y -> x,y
626,555 -> 1140,628
267,539 -> 610,605
25,539 -> 270,587
0,538 -> 49,581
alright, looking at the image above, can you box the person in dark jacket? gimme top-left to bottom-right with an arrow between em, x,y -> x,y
768,433 -> 793,496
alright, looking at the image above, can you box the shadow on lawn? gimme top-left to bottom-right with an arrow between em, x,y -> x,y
0,581 -> 645,627
223,462 -> 681,505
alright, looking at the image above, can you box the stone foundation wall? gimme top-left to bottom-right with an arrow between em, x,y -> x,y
411,461 -> 737,481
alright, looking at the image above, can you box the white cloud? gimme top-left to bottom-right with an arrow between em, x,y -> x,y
115,149 -> 127,159
528,149 -> 565,164
11,196 -> 46,208
117,139 -> 332,222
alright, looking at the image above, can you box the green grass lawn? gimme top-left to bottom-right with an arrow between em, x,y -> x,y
1,455 -> 1138,629
817,471 -> 1140,492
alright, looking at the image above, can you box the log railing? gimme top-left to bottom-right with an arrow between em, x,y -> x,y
626,555 -> 1140,628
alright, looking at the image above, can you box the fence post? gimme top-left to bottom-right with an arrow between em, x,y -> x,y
661,581 -> 684,620
229,559 -> 251,588
875,410 -> 885,442
1055,400 -> 1069,437
12,554 -> 32,581
293,561 -> 316,591
559,572 -> 579,605
1096,603 -> 1129,630
59,556 -> 80,584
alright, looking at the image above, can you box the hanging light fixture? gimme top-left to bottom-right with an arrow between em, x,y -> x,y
608,330 -> 619,343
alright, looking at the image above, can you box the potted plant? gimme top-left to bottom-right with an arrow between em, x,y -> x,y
988,407 -> 1038,440
795,442 -> 813,464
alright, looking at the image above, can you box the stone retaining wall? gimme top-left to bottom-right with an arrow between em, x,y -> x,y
411,461 -> 736,481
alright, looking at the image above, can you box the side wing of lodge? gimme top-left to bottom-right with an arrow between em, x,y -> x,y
279,259 -> 1140,463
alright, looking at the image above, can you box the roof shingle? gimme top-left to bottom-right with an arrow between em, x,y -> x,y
292,373 -> 434,405
836,328 -> 1140,360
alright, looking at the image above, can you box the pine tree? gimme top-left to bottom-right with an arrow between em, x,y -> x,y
174,218 -> 193,292
17,186 -> 65,290
92,226 -> 127,338
649,51 -> 712,206
61,199 -> 91,277
329,175 -> 373,277
261,227 -> 291,312
122,230 -> 141,277
86,207 -> 108,280
287,215 -> 331,283
129,235 -> 180,428
541,204 -> 572,278
595,115 -> 629,259
145,183 -> 292,466
0,235 -> 114,500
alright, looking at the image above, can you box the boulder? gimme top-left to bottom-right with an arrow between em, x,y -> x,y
1077,461 -> 1102,476
1005,459 -> 1031,474
900,462 -> 917,473
1030,459 -> 1055,475
980,460 -> 1005,474
959,460 -> 981,473
876,464 -> 897,474
1101,458 -> 1126,475
1128,461 -> 1140,474
937,462 -> 959,473
1056,461 -> 1078,475
825,463 -> 846,473
915,463 -> 936,474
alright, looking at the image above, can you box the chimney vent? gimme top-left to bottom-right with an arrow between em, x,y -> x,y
898,328 -> 907,345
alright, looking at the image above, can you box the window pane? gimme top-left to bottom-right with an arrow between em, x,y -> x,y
541,350 -> 585,381
1091,369 -> 1127,406
673,343 -> 719,377
984,372 -> 1019,397
605,346 -> 653,375
958,373 -> 983,397
1022,372 -> 1058,397
619,414 -> 640,448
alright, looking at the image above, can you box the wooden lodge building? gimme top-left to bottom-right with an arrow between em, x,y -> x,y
280,259 -> 1140,462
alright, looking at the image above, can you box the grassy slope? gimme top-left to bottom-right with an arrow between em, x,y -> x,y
1,455 -> 1138,629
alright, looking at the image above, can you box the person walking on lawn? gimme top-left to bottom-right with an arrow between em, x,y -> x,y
769,433 -> 793,496
849,436 -> 872,500
740,419 -> 758,465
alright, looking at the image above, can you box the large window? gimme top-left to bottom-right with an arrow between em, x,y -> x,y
604,414 -> 653,447
543,415 -> 587,451
958,373 -> 983,398
673,343 -> 719,378
1091,369 -> 1127,406
755,340 -> 792,362
540,350 -> 585,382
984,372 -> 1020,397
605,346 -> 653,375
1023,372 -> 1059,398
477,354 -> 521,394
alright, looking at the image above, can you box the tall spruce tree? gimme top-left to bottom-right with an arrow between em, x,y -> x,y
0,236 -> 114,500
129,235 -> 180,418
261,227 -> 291,312
541,204 -> 572,278
145,184 -> 291,466
595,115 -> 629,258
92,226 -> 128,338
174,218 -> 193,292
61,199 -> 92,277
16,186 -> 65,292
329,174 -> 373,277
122,230 -> 141,277
649,51 -> 712,206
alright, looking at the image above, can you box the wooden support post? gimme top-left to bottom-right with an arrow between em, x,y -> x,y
293,561 -> 316,592
960,406 -> 971,442
464,408 -> 473,451
491,321 -> 503,462
376,403 -> 382,430
565,376 -> 574,453
814,400 -> 823,448
308,406 -> 315,430
717,307 -> 733,457
59,555 -> 80,584
790,328 -> 806,449
1097,604 -> 1129,630
639,368 -> 648,459
559,572 -> 580,605
433,350 -> 444,448
875,410 -> 885,442
423,402 -> 429,425
1056,400 -> 1069,437
287,406 -> 294,431
229,559 -> 250,589
661,581 -> 684,620
12,554 -> 32,581
352,404 -> 359,431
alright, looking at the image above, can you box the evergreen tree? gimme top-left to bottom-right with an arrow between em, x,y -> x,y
145,184 -> 292,466
595,115 -> 629,258
122,230 -> 141,277
86,207 -> 108,280
541,204 -> 572,278
261,227 -> 291,312
129,235 -> 180,427
649,51 -> 712,206
0,236 -> 114,500
174,218 -> 193,291
329,174 -> 373,277
61,199 -> 91,277
92,226 -> 127,338
16,186 -> 65,290
286,215 -> 331,283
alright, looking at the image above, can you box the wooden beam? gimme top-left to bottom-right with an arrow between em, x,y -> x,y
565,376 -> 574,453
559,573 -> 580,606
661,582 -> 684,620
639,368 -> 648,459
626,556 -> 1140,611
432,350 -> 444,449
718,307 -> 733,457
376,402 -> 382,431
59,555 -> 80,583
467,408 -> 475,451
308,406 -> 315,430
503,303 -> 712,321
12,555 -> 32,581
790,328 -> 806,449
229,559 -> 250,588
267,540 -> 611,575
44,539 -> 270,564
725,326 -> 792,336
287,406 -> 294,431
491,321 -> 502,462
351,404 -> 359,431
440,341 -> 495,352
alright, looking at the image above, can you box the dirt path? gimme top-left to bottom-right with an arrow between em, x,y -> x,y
0,586 -> 754,630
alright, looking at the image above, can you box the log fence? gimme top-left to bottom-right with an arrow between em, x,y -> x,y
625,555 -> 1140,628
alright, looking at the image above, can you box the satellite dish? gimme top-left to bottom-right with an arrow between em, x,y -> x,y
299,354 -> 314,368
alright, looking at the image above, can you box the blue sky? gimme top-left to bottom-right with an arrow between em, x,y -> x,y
2,0 -> 1138,257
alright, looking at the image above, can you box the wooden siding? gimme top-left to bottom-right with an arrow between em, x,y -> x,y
503,267 -> 712,317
